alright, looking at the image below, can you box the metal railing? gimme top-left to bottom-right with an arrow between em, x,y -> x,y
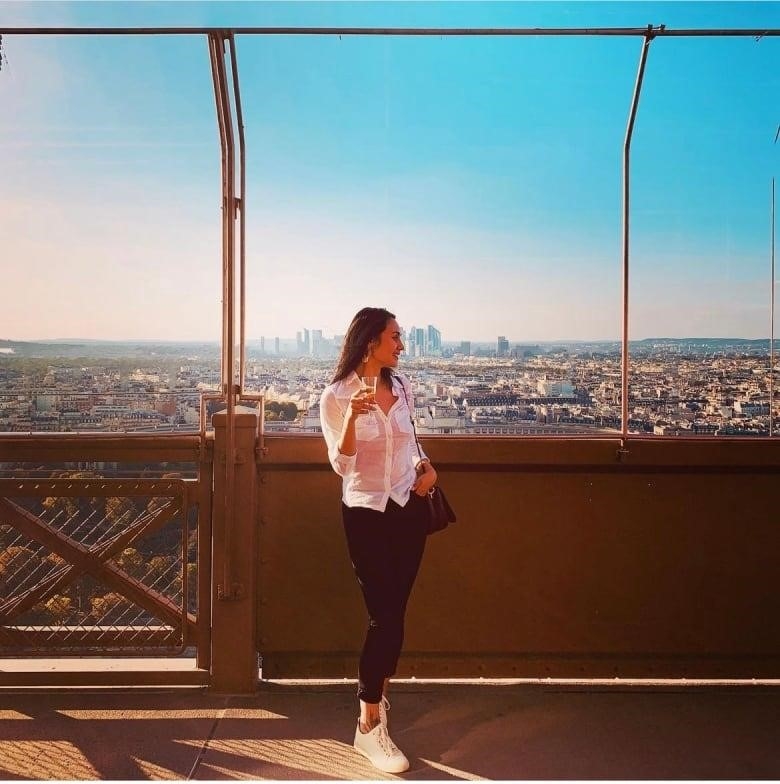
1,23 -> 777,449
1,23 -> 779,688
0,432 -> 211,674
0,476 -> 198,655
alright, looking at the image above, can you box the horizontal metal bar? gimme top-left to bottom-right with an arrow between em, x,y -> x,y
260,651 -> 780,679
255,462 -> 780,475
261,434 -> 780,468
0,477 -> 191,497
0,433 -> 202,462
0,477 -> 190,496
0,668 -> 209,687
0,626 -> 180,646
1,26 -> 778,37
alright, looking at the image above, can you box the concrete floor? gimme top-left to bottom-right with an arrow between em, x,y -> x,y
1,682 -> 780,780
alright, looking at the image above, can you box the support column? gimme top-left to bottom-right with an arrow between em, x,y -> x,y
210,408 -> 260,693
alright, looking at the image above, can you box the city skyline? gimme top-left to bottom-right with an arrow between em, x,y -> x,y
2,341 -> 777,437
0,325 -> 771,359
2,1 -> 778,342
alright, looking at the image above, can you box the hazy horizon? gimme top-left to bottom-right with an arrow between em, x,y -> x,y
2,334 -> 778,347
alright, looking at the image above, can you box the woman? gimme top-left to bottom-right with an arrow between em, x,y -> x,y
320,307 -> 438,774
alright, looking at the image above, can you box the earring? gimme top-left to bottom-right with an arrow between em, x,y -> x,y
362,353 -> 370,363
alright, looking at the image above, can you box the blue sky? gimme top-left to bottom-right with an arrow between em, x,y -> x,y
1,2 -> 778,342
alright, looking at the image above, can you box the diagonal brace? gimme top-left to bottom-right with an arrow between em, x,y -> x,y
0,498 -> 194,630
0,500 -> 181,622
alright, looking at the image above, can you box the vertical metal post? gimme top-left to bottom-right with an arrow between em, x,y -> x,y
208,32 -> 239,600
771,176 -> 776,436
210,410 -> 260,693
228,37 -> 247,395
208,35 -> 228,397
621,27 -> 656,444
196,441 -> 214,671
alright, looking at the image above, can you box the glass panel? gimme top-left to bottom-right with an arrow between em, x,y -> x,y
1,34 -> 220,433
240,34 -> 635,436
630,36 -> 779,437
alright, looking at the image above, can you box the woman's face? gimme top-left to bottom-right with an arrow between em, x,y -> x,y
370,318 -> 405,369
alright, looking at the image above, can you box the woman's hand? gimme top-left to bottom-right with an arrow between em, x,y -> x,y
338,389 -> 376,457
346,388 -> 375,423
412,461 -> 438,496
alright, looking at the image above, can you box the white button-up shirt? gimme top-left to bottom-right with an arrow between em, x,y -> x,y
320,371 -> 428,511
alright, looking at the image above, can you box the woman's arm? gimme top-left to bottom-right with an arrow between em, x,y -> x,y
336,399 -> 359,457
320,385 -> 373,475
412,459 -> 438,496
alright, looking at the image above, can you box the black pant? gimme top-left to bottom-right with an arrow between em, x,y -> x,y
342,496 -> 427,704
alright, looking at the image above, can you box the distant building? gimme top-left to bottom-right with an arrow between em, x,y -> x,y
416,327 -> 426,356
311,329 -> 323,357
497,336 -> 509,357
274,337 -> 280,355
459,341 -> 471,356
407,326 -> 427,357
537,379 -> 575,397
427,325 -> 442,355
513,344 -> 541,358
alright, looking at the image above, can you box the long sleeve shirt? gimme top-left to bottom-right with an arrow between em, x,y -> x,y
319,371 -> 428,512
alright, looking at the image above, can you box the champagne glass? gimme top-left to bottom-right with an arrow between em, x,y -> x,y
360,376 -> 378,424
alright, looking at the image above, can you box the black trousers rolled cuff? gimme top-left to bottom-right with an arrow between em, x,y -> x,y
342,495 -> 427,704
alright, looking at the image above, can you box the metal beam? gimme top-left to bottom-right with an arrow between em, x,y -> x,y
1,26 -> 779,36
621,31 -> 654,443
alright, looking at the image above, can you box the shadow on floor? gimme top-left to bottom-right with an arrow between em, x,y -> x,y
1,683 -> 779,780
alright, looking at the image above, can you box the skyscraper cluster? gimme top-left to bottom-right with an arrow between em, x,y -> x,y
407,324 -> 442,357
259,323 -> 444,358
295,329 -> 342,358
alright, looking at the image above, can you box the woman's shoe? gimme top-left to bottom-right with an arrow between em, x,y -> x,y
353,721 -> 409,773
379,695 -> 390,727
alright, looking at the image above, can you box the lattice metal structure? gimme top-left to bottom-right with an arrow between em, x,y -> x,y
0,477 -> 198,655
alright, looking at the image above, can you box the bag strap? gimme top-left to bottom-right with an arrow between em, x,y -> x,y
396,374 -> 425,462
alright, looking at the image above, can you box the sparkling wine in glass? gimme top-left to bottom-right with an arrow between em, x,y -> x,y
360,376 -> 378,424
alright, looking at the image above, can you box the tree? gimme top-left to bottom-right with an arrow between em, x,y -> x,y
42,470 -> 99,522
0,545 -> 42,585
105,496 -> 137,527
115,547 -> 144,578
265,401 -> 299,421
44,594 -> 73,625
43,552 -> 67,570
90,592 -> 132,623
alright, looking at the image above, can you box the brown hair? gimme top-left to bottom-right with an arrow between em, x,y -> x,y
331,307 -> 396,386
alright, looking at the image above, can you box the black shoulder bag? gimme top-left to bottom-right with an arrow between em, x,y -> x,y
399,377 -> 456,535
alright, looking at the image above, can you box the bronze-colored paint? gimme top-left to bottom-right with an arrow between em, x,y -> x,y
2,432 -> 779,687
0,669 -> 209,687
258,436 -> 780,679
209,411 -> 260,693
0,434 -> 200,463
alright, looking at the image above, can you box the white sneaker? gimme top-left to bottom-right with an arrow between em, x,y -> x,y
354,721 -> 410,773
379,695 -> 390,727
